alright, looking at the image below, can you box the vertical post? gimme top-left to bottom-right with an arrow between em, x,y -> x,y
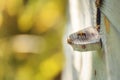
68,0 -> 96,80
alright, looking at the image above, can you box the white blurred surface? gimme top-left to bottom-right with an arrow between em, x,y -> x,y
62,0 -> 96,80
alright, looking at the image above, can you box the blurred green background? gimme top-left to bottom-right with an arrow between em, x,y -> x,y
0,0 -> 67,80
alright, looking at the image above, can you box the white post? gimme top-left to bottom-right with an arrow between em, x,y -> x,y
62,0 -> 97,80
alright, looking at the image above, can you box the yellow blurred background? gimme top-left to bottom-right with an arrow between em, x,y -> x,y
0,0 -> 67,80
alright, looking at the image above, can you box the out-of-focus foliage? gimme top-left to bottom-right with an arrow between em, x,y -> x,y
6,0 -> 23,16
0,0 -> 67,80
34,1 -> 63,33
4,0 -> 66,33
0,0 -> 5,11
0,13 -> 3,27
17,6 -> 34,32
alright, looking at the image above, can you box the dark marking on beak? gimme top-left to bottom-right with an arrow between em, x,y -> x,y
77,32 -> 84,36
67,38 -> 73,45
96,25 -> 100,32
81,45 -> 86,49
100,38 -> 102,48
94,70 -> 97,76
77,32 -> 87,40
95,0 -> 103,8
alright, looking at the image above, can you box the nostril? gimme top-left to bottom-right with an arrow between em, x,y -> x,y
91,33 -> 95,37
81,45 -> 86,49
